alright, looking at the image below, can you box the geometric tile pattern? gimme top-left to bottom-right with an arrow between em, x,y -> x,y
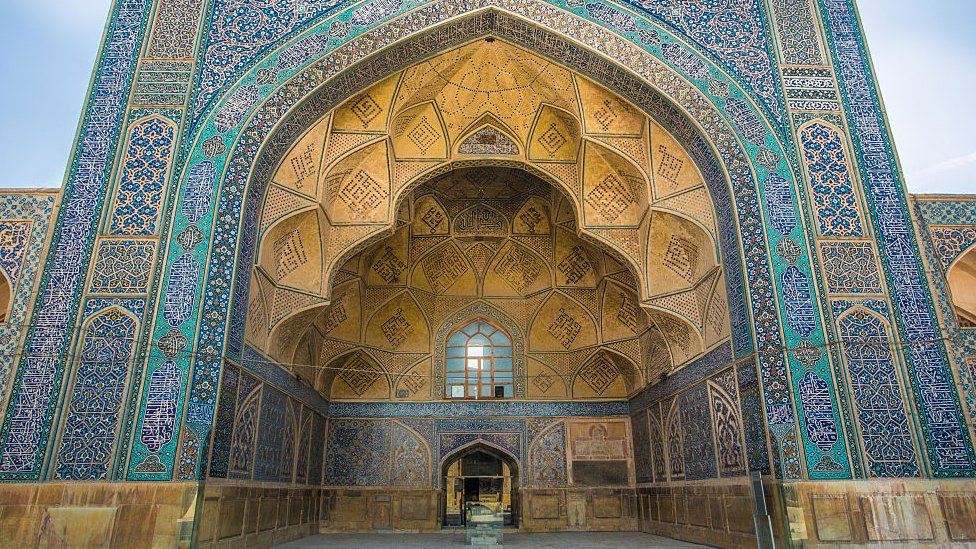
89,239 -> 156,294
339,354 -> 382,396
769,0 -> 824,65
55,308 -> 138,480
629,347 -> 754,481
585,175 -> 634,223
820,241 -> 884,294
834,303 -> 919,478
207,361 -> 326,484
147,0 -> 203,59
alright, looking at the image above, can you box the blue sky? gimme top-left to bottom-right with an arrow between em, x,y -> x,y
0,1 -> 972,194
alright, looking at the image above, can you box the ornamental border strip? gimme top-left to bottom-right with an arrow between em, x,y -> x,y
819,0 -> 975,475
0,0 -> 152,480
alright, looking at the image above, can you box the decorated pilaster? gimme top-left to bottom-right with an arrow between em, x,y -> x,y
814,0 -> 975,477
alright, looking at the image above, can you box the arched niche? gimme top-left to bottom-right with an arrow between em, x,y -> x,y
0,269 -> 12,323
244,40 -> 736,386
948,245 -> 976,328
441,442 -> 520,527
250,38 -> 728,315
247,166 -> 725,409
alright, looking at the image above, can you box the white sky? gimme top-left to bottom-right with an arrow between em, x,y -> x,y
0,0 -> 971,194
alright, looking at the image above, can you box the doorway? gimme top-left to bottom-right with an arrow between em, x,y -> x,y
442,445 -> 518,528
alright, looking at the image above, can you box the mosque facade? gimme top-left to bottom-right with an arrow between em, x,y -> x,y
0,0 -> 975,547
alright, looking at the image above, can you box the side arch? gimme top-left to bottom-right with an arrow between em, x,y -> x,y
947,244 -> 976,327
835,306 -> 920,478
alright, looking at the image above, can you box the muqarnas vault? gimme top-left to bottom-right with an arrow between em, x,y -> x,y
0,0 -> 975,547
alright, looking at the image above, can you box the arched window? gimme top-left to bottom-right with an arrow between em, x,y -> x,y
0,270 -> 11,323
446,320 -> 513,399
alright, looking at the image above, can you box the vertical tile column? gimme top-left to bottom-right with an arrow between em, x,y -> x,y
0,0 -> 154,481
818,0 -> 974,477
770,0 -> 925,480
54,0 -> 207,482
119,0 -> 208,481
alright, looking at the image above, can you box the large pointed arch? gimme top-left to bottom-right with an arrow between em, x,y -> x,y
132,3 -> 845,482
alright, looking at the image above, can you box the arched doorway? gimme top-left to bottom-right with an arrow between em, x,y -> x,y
442,443 -> 519,528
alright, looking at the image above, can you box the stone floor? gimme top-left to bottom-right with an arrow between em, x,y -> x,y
274,532 -> 712,548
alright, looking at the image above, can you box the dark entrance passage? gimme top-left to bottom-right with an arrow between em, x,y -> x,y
442,445 -> 518,528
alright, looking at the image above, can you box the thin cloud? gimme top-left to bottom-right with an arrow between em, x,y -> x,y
910,151 -> 976,180
16,0 -> 111,33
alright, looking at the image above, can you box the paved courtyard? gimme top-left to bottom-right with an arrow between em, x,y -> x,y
275,532 -> 712,548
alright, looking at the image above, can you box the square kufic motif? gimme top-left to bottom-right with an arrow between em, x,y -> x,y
407,116 -> 439,153
558,246 -> 592,284
656,144 -> 685,190
586,174 -> 634,223
615,294 -> 641,333
337,170 -> 386,216
538,123 -> 569,157
663,235 -> 698,283
420,245 -> 468,294
381,307 -> 414,348
547,308 -> 582,349
273,230 -> 309,279
340,354 -> 382,396
421,207 -> 445,232
288,142 -> 318,189
89,238 -> 157,294
493,245 -> 542,293
579,355 -> 620,395
350,92 -> 383,128
371,246 -> 406,284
